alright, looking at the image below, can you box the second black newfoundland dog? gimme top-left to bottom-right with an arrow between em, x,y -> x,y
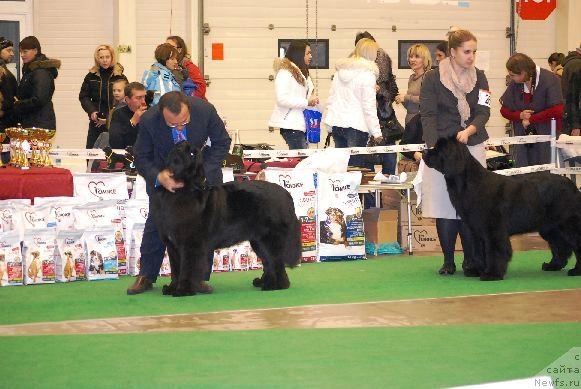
151,142 -> 301,296
424,137 -> 581,280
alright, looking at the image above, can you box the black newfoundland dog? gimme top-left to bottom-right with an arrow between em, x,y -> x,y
151,142 -> 301,296
424,136 -> 581,280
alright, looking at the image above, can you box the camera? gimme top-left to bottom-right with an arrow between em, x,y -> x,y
525,124 -> 537,136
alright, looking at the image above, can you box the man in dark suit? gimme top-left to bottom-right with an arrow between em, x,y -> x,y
127,91 -> 231,295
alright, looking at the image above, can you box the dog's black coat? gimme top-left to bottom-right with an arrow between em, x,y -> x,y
424,137 -> 581,280
151,141 -> 301,296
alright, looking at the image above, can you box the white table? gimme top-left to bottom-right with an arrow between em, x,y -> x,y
359,179 -> 414,255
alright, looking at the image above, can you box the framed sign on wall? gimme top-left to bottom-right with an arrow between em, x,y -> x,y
397,40 -> 444,70
277,39 -> 329,70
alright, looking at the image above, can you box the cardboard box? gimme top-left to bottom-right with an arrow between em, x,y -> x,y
363,208 -> 398,244
399,200 -> 436,226
380,190 -> 401,210
399,225 -> 463,252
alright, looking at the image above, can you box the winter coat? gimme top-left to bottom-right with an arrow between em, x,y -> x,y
268,58 -> 314,132
324,57 -> 381,138
562,52 -> 581,131
0,62 -> 17,130
14,54 -> 61,130
79,63 -> 127,118
142,62 -> 181,106
420,67 -> 490,147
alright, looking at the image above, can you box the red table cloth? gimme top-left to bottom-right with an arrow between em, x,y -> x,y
0,166 -> 74,202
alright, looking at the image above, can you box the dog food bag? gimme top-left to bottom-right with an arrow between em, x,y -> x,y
212,248 -> 231,273
228,243 -> 249,272
72,200 -> 119,229
316,171 -> 366,261
0,204 -> 26,239
127,223 -> 145,276
159,250 -> 171,277
20,204 -> 52,230
34,197 -> 82,231
82,226 -> 118,281
22,228 -> 57,285
56,230 -> 86,282
73,172 -> 129,202
124,199 -> 149,258
131,175 -> 148,200
264,168 -> 318,263
0,230 -> 24,286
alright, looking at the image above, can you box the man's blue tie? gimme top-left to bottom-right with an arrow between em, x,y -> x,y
176,130 -> 186,143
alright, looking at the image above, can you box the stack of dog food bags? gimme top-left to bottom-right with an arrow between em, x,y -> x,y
316,171 -> 366,261
0,230 -> 24,286
264,168 -> 317,263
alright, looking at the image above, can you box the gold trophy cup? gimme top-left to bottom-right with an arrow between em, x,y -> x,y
18,127 -> 34,169
0,132 -> 6,168
4,127 -> 21,167
35,128 -> 56,167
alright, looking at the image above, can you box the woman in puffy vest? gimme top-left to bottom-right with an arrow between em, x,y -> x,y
142,43 -> 181,106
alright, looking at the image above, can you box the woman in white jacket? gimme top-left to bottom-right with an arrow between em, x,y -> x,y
324,38 -> 382,168
268,40 -> 319,149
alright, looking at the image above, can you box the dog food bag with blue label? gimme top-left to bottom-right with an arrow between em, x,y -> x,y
56,230 -> 85,282
82,226 -> 118,281
264,168 -> 318,263
128,223 -> 145,276
22,228 -> 57,285
316,171 -> 365,261
0,230 -> 24,286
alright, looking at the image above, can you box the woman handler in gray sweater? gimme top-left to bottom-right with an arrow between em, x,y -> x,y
420,29 -> 490,276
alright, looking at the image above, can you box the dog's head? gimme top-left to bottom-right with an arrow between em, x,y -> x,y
166,141 -> 206,190
423,136 -> 472,177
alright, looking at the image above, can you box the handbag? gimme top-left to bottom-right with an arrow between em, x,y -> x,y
380,116 -> 404,143
303,109 -> 322,144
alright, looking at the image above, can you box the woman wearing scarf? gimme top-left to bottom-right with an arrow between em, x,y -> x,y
420,29 -> 490,276
500,53 -> 563,167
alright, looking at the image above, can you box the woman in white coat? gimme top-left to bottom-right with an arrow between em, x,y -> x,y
324,38 -> 382,168
268,40 -> 319,149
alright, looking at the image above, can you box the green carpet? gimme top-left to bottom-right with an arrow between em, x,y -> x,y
1,323 -> 579,388
1,250 -> 579,325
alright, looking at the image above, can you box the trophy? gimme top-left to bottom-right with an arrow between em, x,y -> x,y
18,127 -> 34,169
34,128 -> 56,167
5,126 -> 21,167
0,132 -> 5,168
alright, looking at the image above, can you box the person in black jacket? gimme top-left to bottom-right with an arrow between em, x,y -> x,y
0,37 -> 17,132
14,36 -> 61,130
109,82 -> 148,149
79,44 -> 127,148
0,37 -> 17,164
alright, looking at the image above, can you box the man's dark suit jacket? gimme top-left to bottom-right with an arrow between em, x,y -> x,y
134,96 -> 231,195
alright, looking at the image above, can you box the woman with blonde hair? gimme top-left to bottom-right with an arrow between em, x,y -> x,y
420,29 -> 490,276
324,38 -> 382,168
79,44 -> 127,148
396,44 -> 432,125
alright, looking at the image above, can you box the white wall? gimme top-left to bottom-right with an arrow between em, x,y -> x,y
23,0 -> 564,149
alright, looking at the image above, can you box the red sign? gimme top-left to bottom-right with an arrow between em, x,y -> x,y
517,0 -> 557,20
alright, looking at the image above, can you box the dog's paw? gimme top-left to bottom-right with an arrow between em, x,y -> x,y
172,283 -> 196,297
542,261 -> 566,271
567,268 -> 581,276
275,272 -> 290,290
252,277 -> 264,288
462,267 -> 481,277
162,284 -> 175,295
479,272 -> 504,281
260,275 -> 278,291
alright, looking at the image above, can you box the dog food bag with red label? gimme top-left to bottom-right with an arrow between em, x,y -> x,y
0,230 -> 24,286
264,168 -> 318,263
82,226 -> 118,281
56,230 -> 85,282
124,199 -> 149,258
316,171 -> 365,261
228,243 -> 248,272
22,228 -> 57,285
128,223 -> 144,276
